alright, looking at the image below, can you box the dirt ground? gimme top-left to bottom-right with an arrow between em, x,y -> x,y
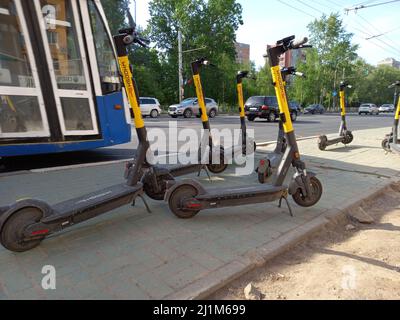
211,184 -> 400,300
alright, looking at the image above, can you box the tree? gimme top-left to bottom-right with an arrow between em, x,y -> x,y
292,14 -> 359,109
148,0 -> 243,105
100,0 -> 130,34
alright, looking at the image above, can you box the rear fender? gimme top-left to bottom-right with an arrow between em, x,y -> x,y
164,179 -> 206,202
0,199 -> 53,232
289,171 -> 316,195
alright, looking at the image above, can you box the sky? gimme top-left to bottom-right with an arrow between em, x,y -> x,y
134,0 -> 400,68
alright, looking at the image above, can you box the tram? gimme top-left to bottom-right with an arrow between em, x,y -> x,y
0,0 -> 132,157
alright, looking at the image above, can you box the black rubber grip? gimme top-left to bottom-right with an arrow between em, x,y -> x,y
291,37 -> 308,49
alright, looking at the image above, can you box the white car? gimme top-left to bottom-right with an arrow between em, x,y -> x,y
359,103 -> 379,115
379,104 -> 395,113
138,97 -> 162,118
168,98 -> 218,118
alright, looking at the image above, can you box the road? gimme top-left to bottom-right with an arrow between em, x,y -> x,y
1,113 -> 394,173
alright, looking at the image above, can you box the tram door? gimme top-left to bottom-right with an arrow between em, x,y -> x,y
0,0 -> 50,138
0,0 -> 123,142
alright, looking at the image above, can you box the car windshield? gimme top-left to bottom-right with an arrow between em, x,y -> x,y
246,96 -> 265,105
181,99 -> 195,105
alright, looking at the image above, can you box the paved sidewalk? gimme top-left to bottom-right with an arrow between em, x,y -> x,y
0,127 -> 399,300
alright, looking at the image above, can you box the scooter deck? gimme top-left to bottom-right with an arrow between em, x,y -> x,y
197,184 -> 285,203
166,164 -> 203,177
42,183 -> 143,224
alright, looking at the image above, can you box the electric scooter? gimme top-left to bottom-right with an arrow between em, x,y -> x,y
190,59 -> 255,168
257,67 -> 305,183
382,80 -> 400,153
0,21 -> 152,253
236,71 -> 257,155
164,36 -> 323,219
318,82 -> 354,151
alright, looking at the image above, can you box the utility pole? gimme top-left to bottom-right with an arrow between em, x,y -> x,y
178,29 -> 184,103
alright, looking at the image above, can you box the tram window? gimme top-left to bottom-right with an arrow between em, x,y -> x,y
0,0 -> 35,88
40,0 -> 87,91
0,95 -> 43,134
88,1 -> 120,94
60,97 -> 94,131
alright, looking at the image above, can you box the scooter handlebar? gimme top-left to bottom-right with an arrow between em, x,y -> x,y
290,37 -> 309,49
136,37 -> 150,48
388,80 -> 400,88
294,71 -> 305,78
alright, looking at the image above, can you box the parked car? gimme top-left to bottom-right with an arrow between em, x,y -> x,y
131,97 -> 161,118
379,104 -> 395,113
359,103 -> 379,115
244,96 -> 298,122
168,98 -> 218,118
304,104 -> 325,115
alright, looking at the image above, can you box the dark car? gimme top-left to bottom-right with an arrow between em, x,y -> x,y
244,96 -> 298,122
304,104 -> 325,115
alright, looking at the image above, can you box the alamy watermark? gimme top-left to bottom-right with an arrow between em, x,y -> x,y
41,265 -> 56,290
146,122 -> 256,176
341,265 -> 357,290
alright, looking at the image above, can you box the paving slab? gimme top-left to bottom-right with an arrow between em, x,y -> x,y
0,127 -> 399,299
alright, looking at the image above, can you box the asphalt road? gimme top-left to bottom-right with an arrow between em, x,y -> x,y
1,113 -> 394,173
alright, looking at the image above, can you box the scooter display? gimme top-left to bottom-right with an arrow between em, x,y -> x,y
257,67 -> 305,184
382,80 -> 400,153
318,82 -> 354,151
165,36 -> 323,219
0,21 -> 152,252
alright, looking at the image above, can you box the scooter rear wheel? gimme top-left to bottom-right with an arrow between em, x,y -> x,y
382,137 -> 392,152
168,185 -> 200,219
0,207 -> 44,252
292,176 -> 323,208
343,131 -> 354,145
318,136 -> 328,151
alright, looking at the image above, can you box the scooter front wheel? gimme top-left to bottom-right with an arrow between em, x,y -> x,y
0,207 -> 45,252
258,164 -> 273,184
318,136 -> 328,151
292,176 -> 323,208
168,185 -> 200,219
143,174 -> 174,201
207,147 -> 228,174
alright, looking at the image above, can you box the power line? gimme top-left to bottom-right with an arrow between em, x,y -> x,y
345,0 -> 400,12
356,14 -> 400,54
312,0 -> 338,12
348,15 -> 400,56
295,0 -> 324,14
365,26 -> 400,40
316,0 -> 400,57
276,0 -> 317,19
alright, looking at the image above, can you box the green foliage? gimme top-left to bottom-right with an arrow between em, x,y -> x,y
148,0 -> 243,106
291,14 -> 359,110
100,0 -> 130,34
100,1 -> 400,112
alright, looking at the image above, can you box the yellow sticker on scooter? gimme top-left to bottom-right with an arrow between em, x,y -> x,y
340,90 -> 346,116
271,66 -> 293,133
193,74 -> 209,123
237,83 -> 245,117
118,56 -> 145,129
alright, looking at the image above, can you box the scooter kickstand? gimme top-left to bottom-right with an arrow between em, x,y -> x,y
198,165 -> 211,181
279,196 -> 294,217
133,195 -> 152,214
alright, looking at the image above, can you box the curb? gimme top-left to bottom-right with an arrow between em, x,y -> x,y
165,177 -> 400,300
